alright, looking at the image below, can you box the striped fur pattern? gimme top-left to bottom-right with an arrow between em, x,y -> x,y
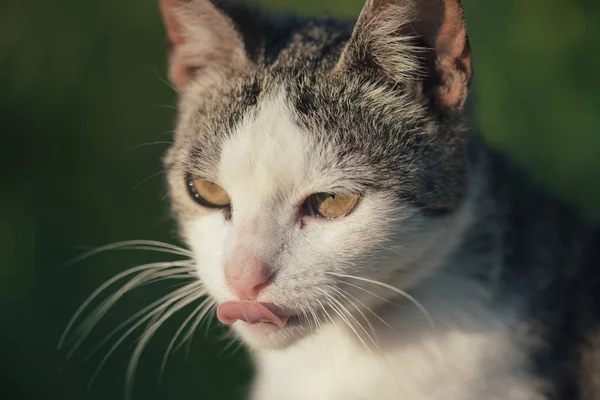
159,0 -> 600,399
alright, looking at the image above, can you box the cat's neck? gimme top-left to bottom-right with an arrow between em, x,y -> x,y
250,254 -> 537,400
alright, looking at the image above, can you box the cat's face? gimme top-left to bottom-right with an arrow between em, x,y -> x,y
160,0 -> 474,349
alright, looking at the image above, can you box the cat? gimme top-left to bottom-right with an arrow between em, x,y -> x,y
62,0 -> 600,399
158,0 -> 600,398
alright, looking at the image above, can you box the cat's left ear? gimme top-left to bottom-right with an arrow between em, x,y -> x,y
338,0 -> 473,112
158,0 -> 249,88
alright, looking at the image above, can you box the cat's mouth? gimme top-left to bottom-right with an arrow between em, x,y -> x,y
217,301 -> 317,347
216,301 -> 291,330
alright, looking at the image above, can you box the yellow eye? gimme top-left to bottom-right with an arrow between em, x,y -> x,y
306,192 -> 360,219
187,176 -> 231,208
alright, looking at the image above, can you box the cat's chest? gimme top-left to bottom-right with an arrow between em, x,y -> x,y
251,318 -> 541,400
252,330 -> 400,400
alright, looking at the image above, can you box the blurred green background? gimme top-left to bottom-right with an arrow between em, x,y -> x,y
1,0 -> 599,399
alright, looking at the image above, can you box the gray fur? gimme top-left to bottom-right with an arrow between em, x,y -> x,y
158,1 -> 600,399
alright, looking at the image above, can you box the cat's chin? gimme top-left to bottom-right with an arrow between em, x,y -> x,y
233,317 -> 314,349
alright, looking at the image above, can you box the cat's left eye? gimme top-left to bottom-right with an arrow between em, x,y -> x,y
187,176 -> 231,209
306,192 -> 360,219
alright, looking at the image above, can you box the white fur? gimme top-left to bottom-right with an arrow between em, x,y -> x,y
175,87 -> 542,399
182,88 -> 404,345
252,273 -> 540,400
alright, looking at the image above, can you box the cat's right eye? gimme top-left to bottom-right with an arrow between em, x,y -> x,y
187,176 -> 231,209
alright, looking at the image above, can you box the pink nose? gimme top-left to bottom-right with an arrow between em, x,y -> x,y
225,260 -> 273,301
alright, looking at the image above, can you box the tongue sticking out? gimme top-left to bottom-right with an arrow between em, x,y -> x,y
217,301 -> 289,328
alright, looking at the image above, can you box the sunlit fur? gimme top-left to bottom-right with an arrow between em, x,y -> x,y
157,0 -> 546,399
169,87 -> 474,349
62,1 -> 600,399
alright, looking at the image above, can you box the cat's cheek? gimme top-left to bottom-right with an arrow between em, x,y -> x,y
183,214 -> 234,302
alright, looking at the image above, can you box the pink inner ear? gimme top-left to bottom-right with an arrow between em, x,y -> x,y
159,0 -> 186,48
411,0 -> 472,109
434,0 -> 472,77
157,0 -> 250,89
158,0 -> 194,87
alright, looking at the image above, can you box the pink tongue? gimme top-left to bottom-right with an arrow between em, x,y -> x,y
217,301 -> 288,328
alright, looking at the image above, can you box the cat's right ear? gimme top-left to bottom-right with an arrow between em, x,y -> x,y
158,0 -> 249,89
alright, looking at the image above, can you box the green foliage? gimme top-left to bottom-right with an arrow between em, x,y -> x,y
1,0 -> 599,399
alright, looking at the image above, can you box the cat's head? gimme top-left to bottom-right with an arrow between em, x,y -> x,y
160,0 -> 475,349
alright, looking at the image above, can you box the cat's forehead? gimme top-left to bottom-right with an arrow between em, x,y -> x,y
197,85 -> 380,205
172,66 -> 467,215
181,70 -> 428,179
218,87 -> 313,207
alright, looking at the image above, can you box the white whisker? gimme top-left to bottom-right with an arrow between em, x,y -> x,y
217,336 -> 243,358
125,291 -> 204,400
84,279 -> 203,361
159,296 -> 212,381
135,272 -> 195,290
306,302 -> 322,332
299,308 -> 312,332
63,263 -> 195,357
328,285 -> 379,345
131,170 -> 170,191
334,284 -> 399,333
202,302 -> 218,340
59,260 -> 194,351
315,298 -> 337,329
86,282 -> 203,389
62,240 -> 193,268
318,289 -> 374,356
99,246 -> 192,258
174,299 -> 217,355
327,272 -> 435,330
328,285 -> 405,398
